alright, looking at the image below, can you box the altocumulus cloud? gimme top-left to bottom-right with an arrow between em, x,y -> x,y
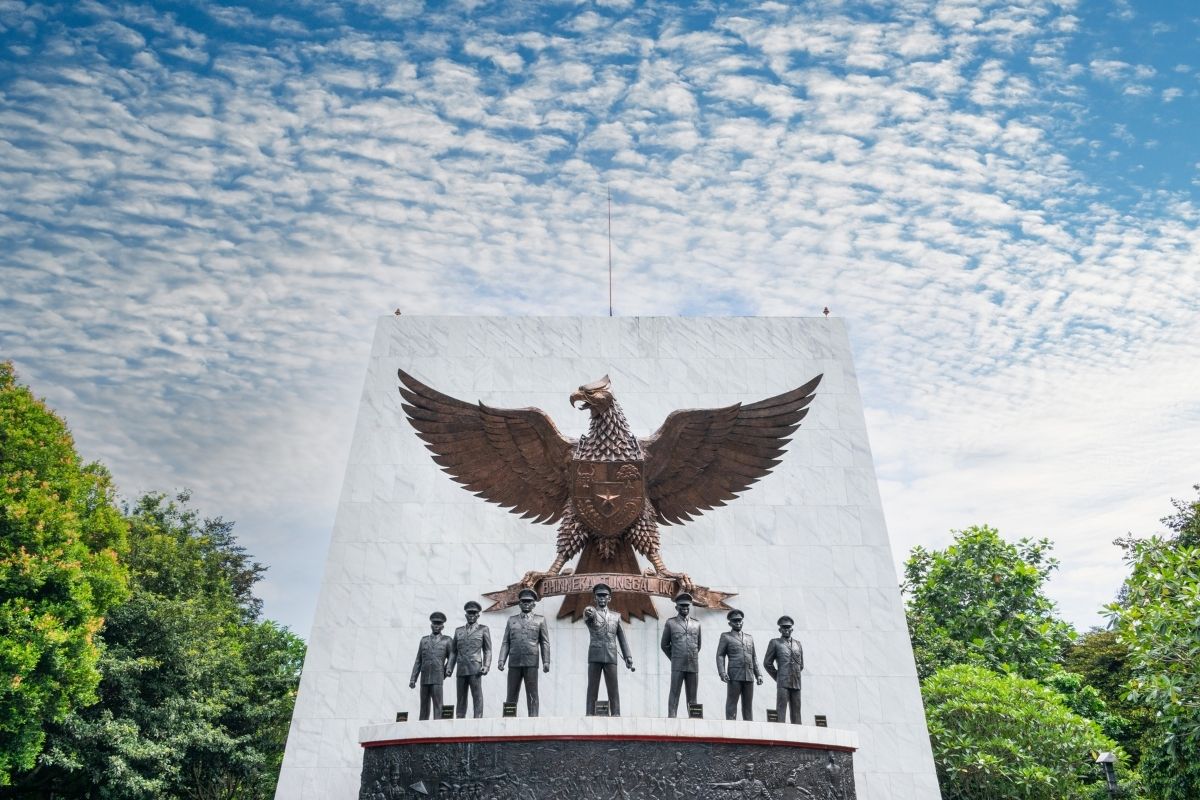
0,0 -> 1197,635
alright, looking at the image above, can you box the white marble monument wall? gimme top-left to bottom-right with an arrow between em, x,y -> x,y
276,316 -> 941,800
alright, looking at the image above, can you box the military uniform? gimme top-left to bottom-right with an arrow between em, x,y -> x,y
499,608 -> 550,716
409,630 -> 453,720
716,628 -> 762,720
660,613 -> 702,717
764,635 -> 804,723
584,604 -> 632,715
449,619 -> 491,718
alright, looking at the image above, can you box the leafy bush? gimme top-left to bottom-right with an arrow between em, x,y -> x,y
923,664 -> 1119,800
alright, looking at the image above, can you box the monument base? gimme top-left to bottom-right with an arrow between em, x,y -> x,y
359,717 -> 857,799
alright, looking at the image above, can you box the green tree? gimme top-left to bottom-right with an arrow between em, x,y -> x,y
923,664 -> 1121,800
8,493 -> 304,800
901,525 -> 1074,680
1160,484 -> 1200,548
1066,630 -> 1135,708
0,362 -> 129,784
1043,669 -> 1130,745
1108,535 -> 1200,800
1064,629 -> 1156,765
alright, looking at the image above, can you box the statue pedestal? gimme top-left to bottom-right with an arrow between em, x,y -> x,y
359,717 -> 858,799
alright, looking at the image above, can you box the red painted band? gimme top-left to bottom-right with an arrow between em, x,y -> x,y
361,733 -> 855,753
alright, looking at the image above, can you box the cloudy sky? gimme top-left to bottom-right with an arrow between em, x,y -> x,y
2,0 -> 1197,638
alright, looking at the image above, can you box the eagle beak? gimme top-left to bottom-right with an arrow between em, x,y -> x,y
570,390 -> 588,410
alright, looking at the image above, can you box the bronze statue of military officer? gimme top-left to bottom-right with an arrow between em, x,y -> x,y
764,614 -> 804,723
497,587 -> 551,717
409,611 -> 453,720
660,591 -> 702,718
715,609 -> 763,720
449,601 -> 492,718
583,582 -> 634,716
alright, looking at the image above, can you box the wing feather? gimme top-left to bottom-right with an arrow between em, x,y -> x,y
397,369 -> 575,523
642,375 -> 823,525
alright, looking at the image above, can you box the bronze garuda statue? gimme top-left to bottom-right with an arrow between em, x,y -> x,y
397,370 -> 822,619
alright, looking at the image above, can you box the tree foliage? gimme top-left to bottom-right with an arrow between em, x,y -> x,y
902,525 -> 1074,680
0,363 -> 129,784
1160,484 -> 1200,548
1064,629 -> 1156,765
923,664 -> 1119,800
1108,535 -> 1200,800
1065,630 -> 1135,708
8,492 -> 305,800
1042,668 -> 1131,746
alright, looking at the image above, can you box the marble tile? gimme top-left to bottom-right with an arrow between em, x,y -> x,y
889,772 -> 917,800
913,770 -> 943,799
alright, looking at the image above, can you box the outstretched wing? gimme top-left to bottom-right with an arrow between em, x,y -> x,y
397,369 -> 576,524
641,375 -> 823,525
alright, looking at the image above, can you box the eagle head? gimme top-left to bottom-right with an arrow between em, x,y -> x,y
570,375 -> 614,416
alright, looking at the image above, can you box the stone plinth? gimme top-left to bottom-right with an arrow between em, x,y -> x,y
359,718 -> 857,799
276,317 -> 942,800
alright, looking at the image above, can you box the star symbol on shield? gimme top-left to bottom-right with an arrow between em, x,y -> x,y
596,489 -> 620,512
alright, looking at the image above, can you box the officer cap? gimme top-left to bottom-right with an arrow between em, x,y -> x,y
592,582 -> 613,595
777,615 -> 794,627
673,591 -> 694,605
464,600 -> 482,613
726,609 -> 745,621
430,611 -> 447,623
517,588 -> 539,602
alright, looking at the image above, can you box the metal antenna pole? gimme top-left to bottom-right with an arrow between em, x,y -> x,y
607,186 -> 613,317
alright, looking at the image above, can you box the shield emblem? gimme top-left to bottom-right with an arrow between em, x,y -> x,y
570,460 -> 645,536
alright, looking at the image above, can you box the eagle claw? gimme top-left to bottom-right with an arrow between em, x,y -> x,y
519,570 -> 553,588
655,569 -> 695,593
